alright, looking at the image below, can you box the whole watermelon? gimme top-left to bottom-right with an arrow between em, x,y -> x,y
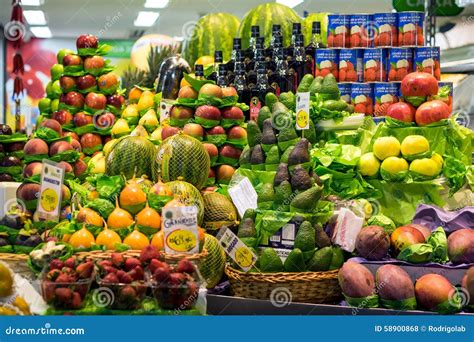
182,13 -> 240,66
199,234 -> 226,288
303,13 -> 330,46
166,180 -> 205,225
106,136 -> 156,179
238,3 -> 302,50
154,133 -> 210,189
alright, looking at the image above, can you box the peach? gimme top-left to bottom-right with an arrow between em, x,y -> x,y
199,84 -> 223,98
216,165 -> 235,184
49,141 -> 74,156
183,123 -> 204,140
391,225 -> 426,255
24,138 -> 49,155
178,86 -> 198,99
23,162 -> 43,178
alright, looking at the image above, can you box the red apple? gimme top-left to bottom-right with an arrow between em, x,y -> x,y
97,73 -> 119,93
57,161 -> 73,173
85,92 -> 107,111
206,126 -> 225,136
183,123 -> 204,140
24,139 -> 49,155
94,112 -> 115,130
74,160 -> 88,178
70,139 -> 82,152
62,54 -> 83,67
170,106 -> 194,121
76,34 -> 98,49
60,76 -> 76,92
76,74 -> 97,91
386,102 -> 415,122
49,141 -> 74,156
64,91 -> 85,109
161,126 -> 181,140
40,119 -> 62,135
107,94 -> 125,109
52,110 -> 73,125
62,131 -> 79,141
73,112 -> 93,127
84,56 -> 105,72
80,133 -> 102,150
202,143 -> 218,159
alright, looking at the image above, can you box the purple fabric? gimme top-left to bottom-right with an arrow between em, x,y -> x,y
350,257 -> 473,269
413,204 -> 474,232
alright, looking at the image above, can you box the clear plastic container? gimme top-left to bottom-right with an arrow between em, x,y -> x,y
95,275 -> 148,310
41,276 -> 93,310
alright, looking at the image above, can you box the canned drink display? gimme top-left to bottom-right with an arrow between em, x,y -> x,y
315,48 -> 339,79
351,82 -> 374,116
338,83 -> 352,104
327,14 -> 350,48
363,48 -> 388,82
398,11 -> 424,46
349,14 -> 374,48
338,48 -> 363,82
373,82 -> 400,116
373,12 -> 398,47
414,47 -> 441,80
388,48 -> 414,82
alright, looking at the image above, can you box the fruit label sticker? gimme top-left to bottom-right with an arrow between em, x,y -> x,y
216,226 -> 257,272
37,160 -> 65,222
228,176 -> 257,218
159,100 -> 173,123
295,92 -> 310,130
162,206 -> 199,254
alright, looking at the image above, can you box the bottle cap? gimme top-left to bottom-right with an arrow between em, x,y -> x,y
214,50 -> 223,62
233,38 -> 242,49
292,22 -> 302,34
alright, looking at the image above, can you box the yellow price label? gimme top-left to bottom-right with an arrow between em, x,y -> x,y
40,188 -> 59,212
296,109 -> 309,129
235,246 -> 254,268
166,229 -> 197,253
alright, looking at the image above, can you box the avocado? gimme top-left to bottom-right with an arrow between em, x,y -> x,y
242,208 -> 257,221
284,248 -> 306,272
265,93 -> 279,110
290,165 -> 313,191
309,76 -> 324,95
247,120 -> 262,148
258,183 -> 275,208
265,145 -> 280,165
307,246 -> 333,271
250,144 -> 265,170
322,99 -> 348,112
304,120 -> 318,145
290,185 -> 323,213
315,223 -> 331,248
271,103 -> 293,132
320,74 -> 340,100
257,106 -> 272,130
261,119 -> 277,146
259,248 -> 284,272
294,221 -> 315,252
280,145 -> 294,163
279,91 -> 296,111
297,74 -> 314,93
329,246 -> 344,270
274,180 -> 292,212
278,126 -> 298,143
237,217 -> 257,238
239,146 -> 252,169
309,169 -> 322,186
274,163 -> 290,186
288,138 -> 310,166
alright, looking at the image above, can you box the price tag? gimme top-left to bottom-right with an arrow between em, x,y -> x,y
159,100 -> 173,123
228,177 -> 257,218
162,205 -> 199,254
295,92 -> 310,130
216,226 -> 257,272
37,160 -> 65,222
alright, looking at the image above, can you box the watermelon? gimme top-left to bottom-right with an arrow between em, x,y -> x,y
166,180 -> 205,225
155,133 -> 210,189
238,3 -> 302,50
106,136 -> 156,180
303,12 -> 330,46
182,13 -> 240,66
199,234 -> 226,288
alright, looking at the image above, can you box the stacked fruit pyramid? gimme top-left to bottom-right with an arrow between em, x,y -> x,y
162,79 -> 249,187
0,124 -> 28,182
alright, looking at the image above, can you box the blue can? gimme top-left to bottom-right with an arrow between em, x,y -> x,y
339,48 -> 363,82
351,83 -> 374,116
363,48 -> 388,82
373,82 -> 400,116
373,13 -> 397,47
338,83 -> 352,104
398,11 -> 425,46
349,14 -> 374,48
388,47 -> 414,82
328,14 -> 349,48
414,47 -> 441,80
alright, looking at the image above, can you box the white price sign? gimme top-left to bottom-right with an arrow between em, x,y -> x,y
37,160 -> 65,222
228,177 -> 258,218
162,205 -> 199,254
295,92 -> 310,130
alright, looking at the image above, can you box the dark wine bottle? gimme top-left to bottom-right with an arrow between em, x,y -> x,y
245,25 -> 260,69
195,64 -> 205,80
208,50 -> 223,82
233,63 -> 251,120
250,64 -> 274,121
268,36 -> 291,95
217,64 -> 228,88
305,21 -> 325,76
226,38 -> 242,82
248,48 -> 266,89
286,22 -> 302,62
288,34 -> 305,91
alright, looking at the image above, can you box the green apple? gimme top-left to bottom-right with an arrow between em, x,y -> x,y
50,80 -> 62,99
38,98 -> 51,113
51,99 -> 59,112
50,63 -> 64,81
57,48 -> 74,64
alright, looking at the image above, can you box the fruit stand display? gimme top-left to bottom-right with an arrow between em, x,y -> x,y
0,1 -> 473,317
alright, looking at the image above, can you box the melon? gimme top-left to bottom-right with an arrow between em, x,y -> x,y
199,234 -> 226,288
202,192 -> 237,232
155,133 -> 210,189
303,13 -> 330,46
166,180 -> 205,225
106,136 -> 156,180
238,3 -> 302,49
182,13 -> 240,66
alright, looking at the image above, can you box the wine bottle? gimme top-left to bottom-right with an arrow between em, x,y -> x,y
217,64 -> 228,88
195,64 -> 205,80
286,22 -> 302,62
250,64 -> 274,121
208,50 -> 223,82
233,63 -> 251,120
288,34 -> 305,91
305,21 -> 325,76
268,36 -> 291,95
245,25 -> 260,69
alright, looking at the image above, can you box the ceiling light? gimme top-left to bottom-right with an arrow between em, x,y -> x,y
30,26 -> 52,38
134,11 -> 160,27
24,10 -> 47,25
22,0 -> 44,6
276,0 -> 304,8
144,0 -> 169,9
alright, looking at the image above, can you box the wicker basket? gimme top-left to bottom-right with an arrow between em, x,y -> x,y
225,265 -> 342,304
75,249 -> 208,263
0,253 -> 34,281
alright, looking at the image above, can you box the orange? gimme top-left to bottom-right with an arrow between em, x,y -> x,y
123,229 -> 149,250
69,226 -> 95,249
128,87 -> 143,103
96,227 -> 122,250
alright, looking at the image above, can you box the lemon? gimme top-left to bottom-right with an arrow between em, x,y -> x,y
0,263 -> 13,297
358,152 -> 380,177
373,137 -> 401,160
381,156 -> 408,176
409,158 -> 440,177
431,153 -> 444,170
401,135 -> 430,159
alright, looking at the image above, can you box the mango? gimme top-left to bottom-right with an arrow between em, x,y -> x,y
373,137 -> 400,160
448,229 -> 474,264
415,274 -> 457,312
400,135 -> 430,160
358,153 -> 380,177
461,267 -> 474,306
355,225 -> 390,260
376,265 -> 415,301
391,225 -> 426,255
338,261 -> 375,298
409,158 -> 440,178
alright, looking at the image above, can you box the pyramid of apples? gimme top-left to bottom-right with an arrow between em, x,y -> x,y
165,83 -> 247,187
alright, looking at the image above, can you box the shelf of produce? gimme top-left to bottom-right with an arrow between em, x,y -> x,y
206,294 -> 472,316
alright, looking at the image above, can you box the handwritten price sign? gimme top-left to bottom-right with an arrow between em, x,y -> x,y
162,206 -> 199,254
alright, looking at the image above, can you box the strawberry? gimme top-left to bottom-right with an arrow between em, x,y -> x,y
63,257 -> 76,269
149,259 -> 169,274
76,261 -> 94,279
119,285 -> 136,301
176,259 -> 195,275
169,272 -> 186,286
70,291 -> 83,309
128,266 -> 144,281
118,272 -> 132,284
111,253 -> 124,268
42,281 -> 55,302
153,267 -> 171,283
98,260 -> 113,270
103,266 -> 118,275
49,259 -> 64,270
46,269 -> 60,281
139,245 -> 160,264
55,273 -> 73,283
101,272 -> 119,284
55,287 -> 73,303
124,257 -> 141,271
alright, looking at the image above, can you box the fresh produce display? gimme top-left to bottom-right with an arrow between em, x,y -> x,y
0,124 -> 27,182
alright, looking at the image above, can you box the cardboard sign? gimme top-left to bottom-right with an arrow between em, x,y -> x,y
228,177 -> 258,218
216,226 -> 257,272
162,206 -> 199,254
37,160 -> 65,222
159,100 -> 173,123
296,92 -> 310,130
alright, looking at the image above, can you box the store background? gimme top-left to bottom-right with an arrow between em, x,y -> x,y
1,0 -> 474,129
